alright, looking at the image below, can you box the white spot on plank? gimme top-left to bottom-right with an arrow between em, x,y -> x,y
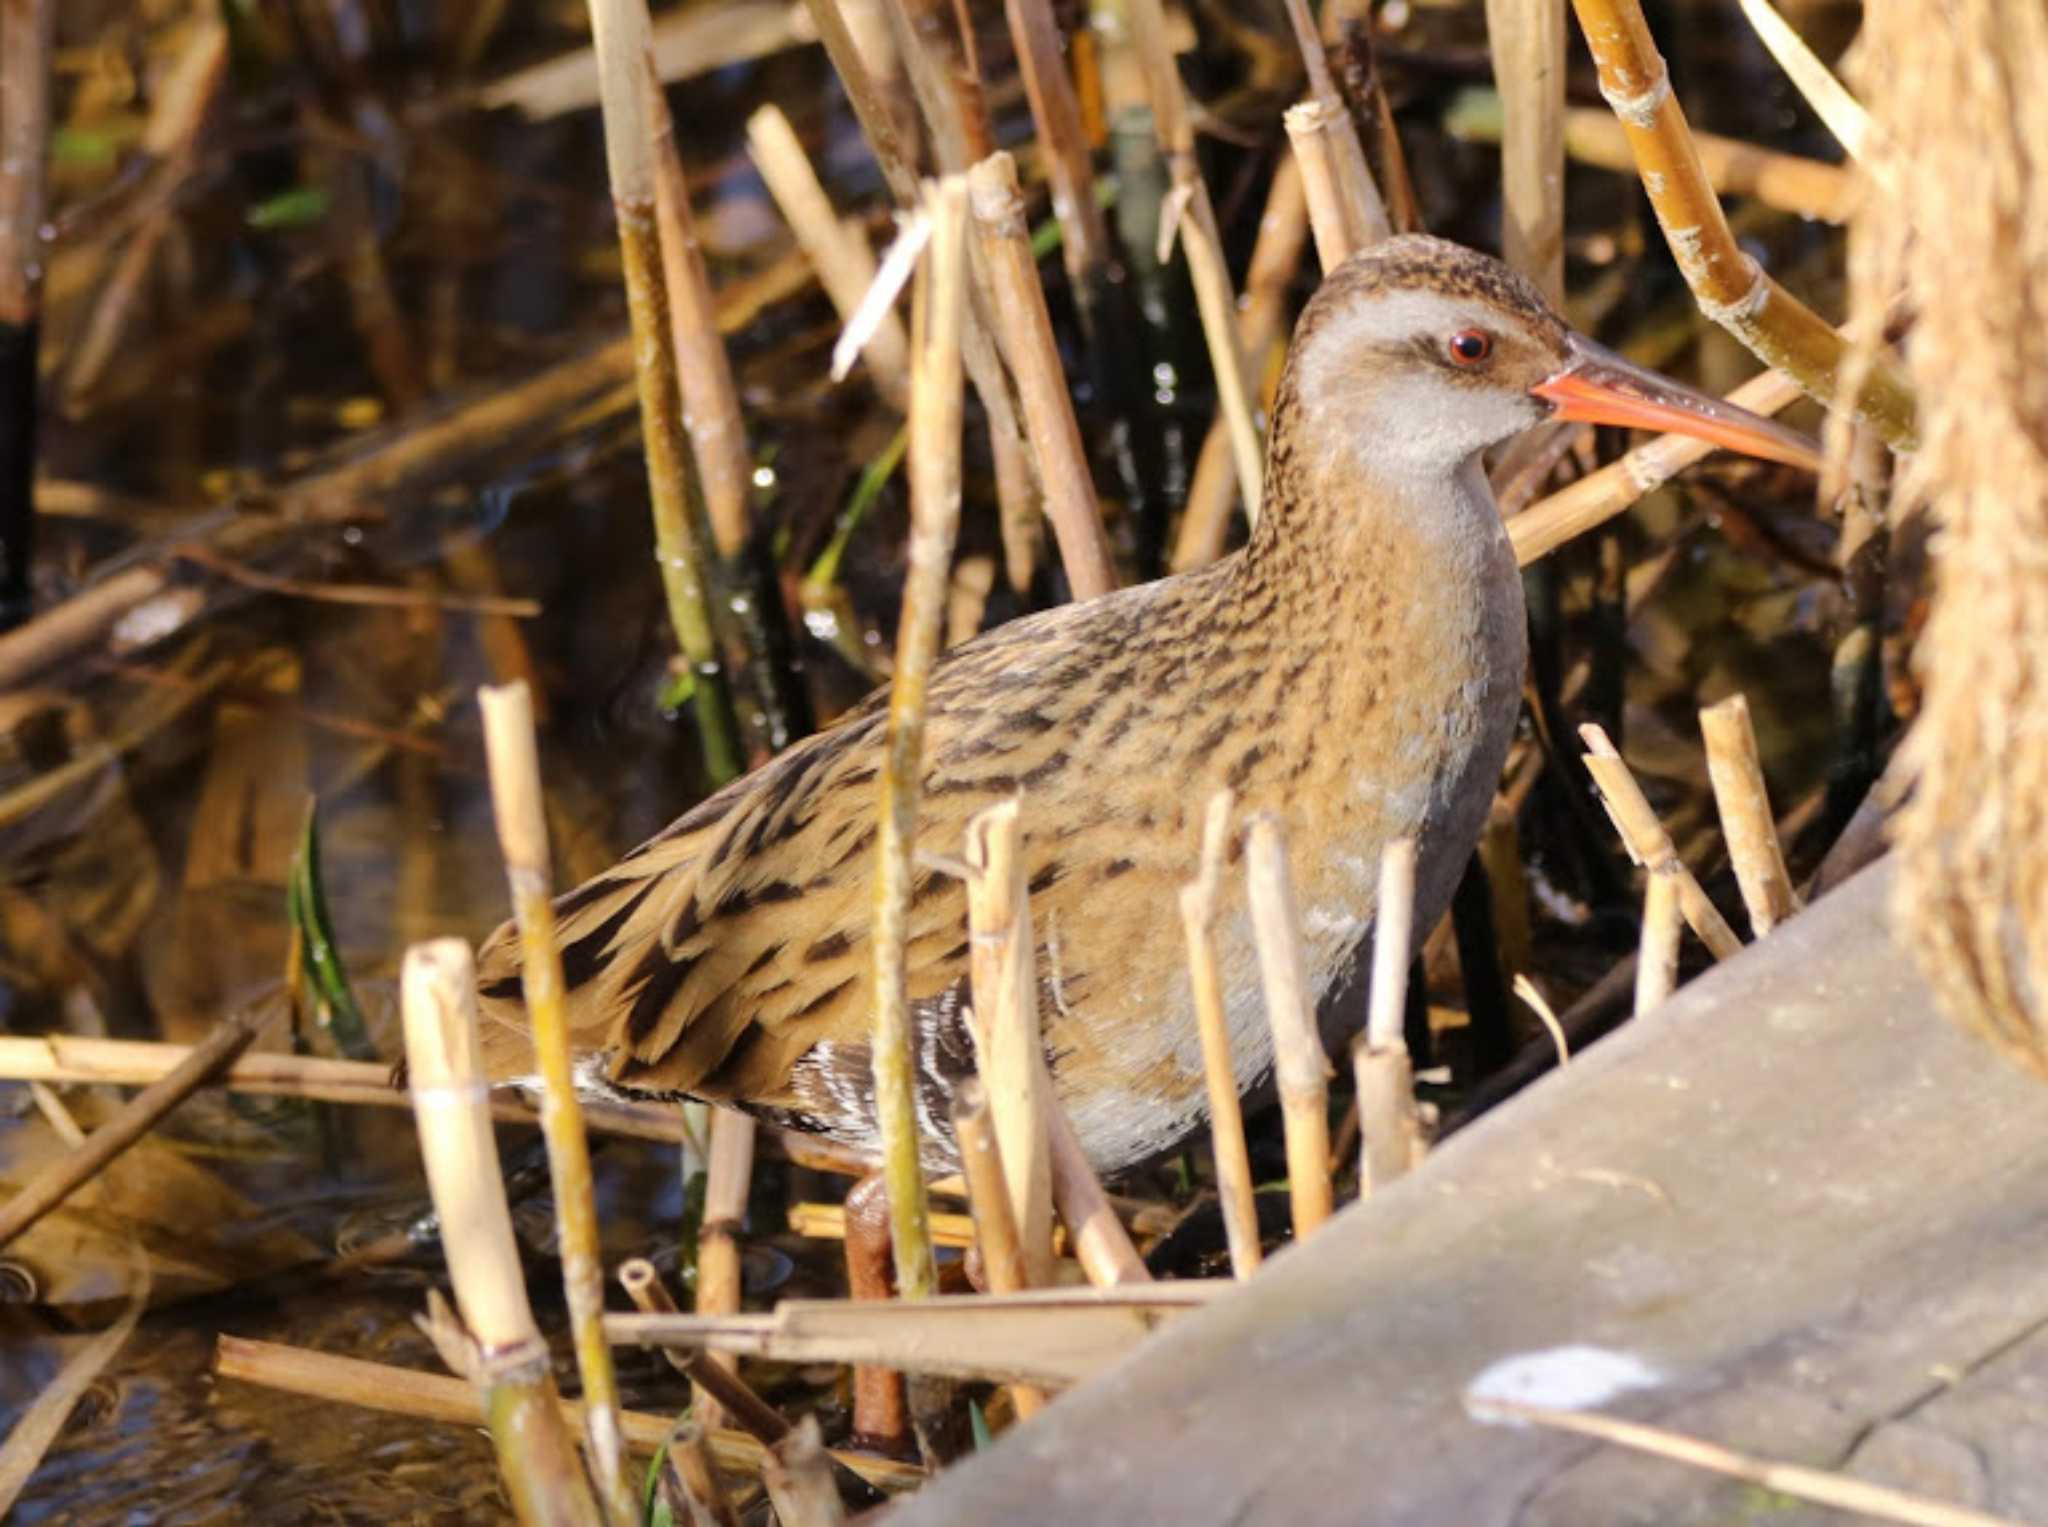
1465,1345 -> 1663,1416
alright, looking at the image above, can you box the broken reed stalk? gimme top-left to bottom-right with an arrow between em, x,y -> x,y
0,1005 -> 265,1252
1444,90 -> 1861,224
868,177 -> 971,1306
1121,0 -> 1264,518
1698,694 -> 1799,937
583,0 -> 742,784
694,1106 -> 757,1432
1466,1395 -> 2018,1527
966,152 -> 1119,601
1179,791 -> 1262,1279
1733,0 -> 1875,162
476,680 -> 634,1523
616,1258 -> 794,1446
1284,101 -> 1368,271
1634,868 -> 1682,1014
1355,837 -> 1422,1194
1565,0 -> 1916,448
1003,0 -> 1110,291
663,1423 -> 740,1527
646,64 -> 752,557
212,1336 -> 925,1492
1244,816 -> 1335,1238
0,0 -> 54,621
962,797 -> 1057,1285
1483,0 -> 1566,302
1509,368 -> 1804,563
1578,723 -> 1743,961
1276,0 -> 1388,249
1171,160 -> 1312,573
399,941 -> 602,1527
763,1416 -> 849,1527
1047,1103 -> 1152,1286
952,1081 -> 1050,1417
746,103 -> 911,406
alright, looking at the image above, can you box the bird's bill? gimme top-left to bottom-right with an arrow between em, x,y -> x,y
1530,334 -> 1822,471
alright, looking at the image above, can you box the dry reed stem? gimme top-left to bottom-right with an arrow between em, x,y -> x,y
1122,0 -> 1264,518
952,1081 -> 1050,1417
1466,1395 -> 2020,1527
962,797 -> 1056,1286
1578,723 -> 1742,961
694,1106 -> 757,1432
1180,791 -> 1262,1279
1484,0 -> 1566,302
1244,816 -> 1335,1239
1171,160 -> 1311,573
967,152 -> 1118,600
616,1259 -> 794,1447
477,680 -> 632,1521
1733,0 -> 1874,162
665,1423 -> 740,1527
1285,101 -> 1367,271
0,564 -> 168,691
1566,0 -> 1916,448
1047,1102 -> 1153,1285
1698,694 -> 1799,936
0,1004 -> 264,1252
1634,868 -> 1682,1014
647,65 -> 752,556
1355,838 -> 1422,1195
0,1254 -> 144,1516
746,104 -> 910,405
585,0 -> 741,786
0,0 -> 53,329
1003,0 -> 1109,287
1276,0 -> 1387,247
400,941 -> 602,1527
1507,368 -> 1803,565
212,1337 -> 925,1491
763,1416 -> 848,1527
1446,93 -> 1860,224
868,177 -> 970,1306
789,1201 -> 978,1247
1859,0 -> 2048,1080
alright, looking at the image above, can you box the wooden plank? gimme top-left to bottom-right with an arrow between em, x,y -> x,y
892,860 -> 2048,1523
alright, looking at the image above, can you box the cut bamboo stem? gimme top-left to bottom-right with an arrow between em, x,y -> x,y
477,680 -> 633,1523
1465,1395 -> 2019,1527
763,1415 -> 848,1527
1484,0 -> 1566,302
1578,723 -> 1743,961
400,941 -> 603,1527
663,1422 -> 740,1527
584,0 -> 743,785
1698,694 -> 1799,938
1355,838 -> 1422,1195
966,152 -> 1118,601
746,103 -> 911,406
647,65 -> 752,557
694,1106 -> 757,1433
0,1005 -> 266,1252
953,1081 -> 1049,1418
1047,1103 -> 1152,1286
962,797 -> 1057,1287
1634,868 -> 1682,1015
1179,791 -> 1262,1279
1121,0 -> 1263,518
1566,0 -> 1916,448
868,176 -> 969,1308
1244,816 -> 1335,1240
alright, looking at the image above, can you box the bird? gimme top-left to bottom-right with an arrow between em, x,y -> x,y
473,234 -> 1818,1176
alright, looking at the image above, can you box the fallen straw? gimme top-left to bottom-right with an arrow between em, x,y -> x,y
962,798 -> 1056,1287
0,1004 -> 266,1253
1354,837 -> 1423,1196
953,1080 -> 1050,1417
1180,791 -> 1262,1279
400,941 -> 601,1527
1698,694 -> 1800,937
477,680 -> 632,1521
1245,816 -> 1335,1239
1578,723 -> 1743,961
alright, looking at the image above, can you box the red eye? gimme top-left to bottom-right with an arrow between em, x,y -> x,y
1447,329 -> 1493,365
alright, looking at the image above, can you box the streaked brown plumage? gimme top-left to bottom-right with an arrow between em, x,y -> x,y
474,235 -> 1817,1173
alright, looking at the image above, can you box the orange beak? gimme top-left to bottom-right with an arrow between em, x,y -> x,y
1530,335 -> 1821,472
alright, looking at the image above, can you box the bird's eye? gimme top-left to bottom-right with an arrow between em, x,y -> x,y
1447,329 -> 1493,366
